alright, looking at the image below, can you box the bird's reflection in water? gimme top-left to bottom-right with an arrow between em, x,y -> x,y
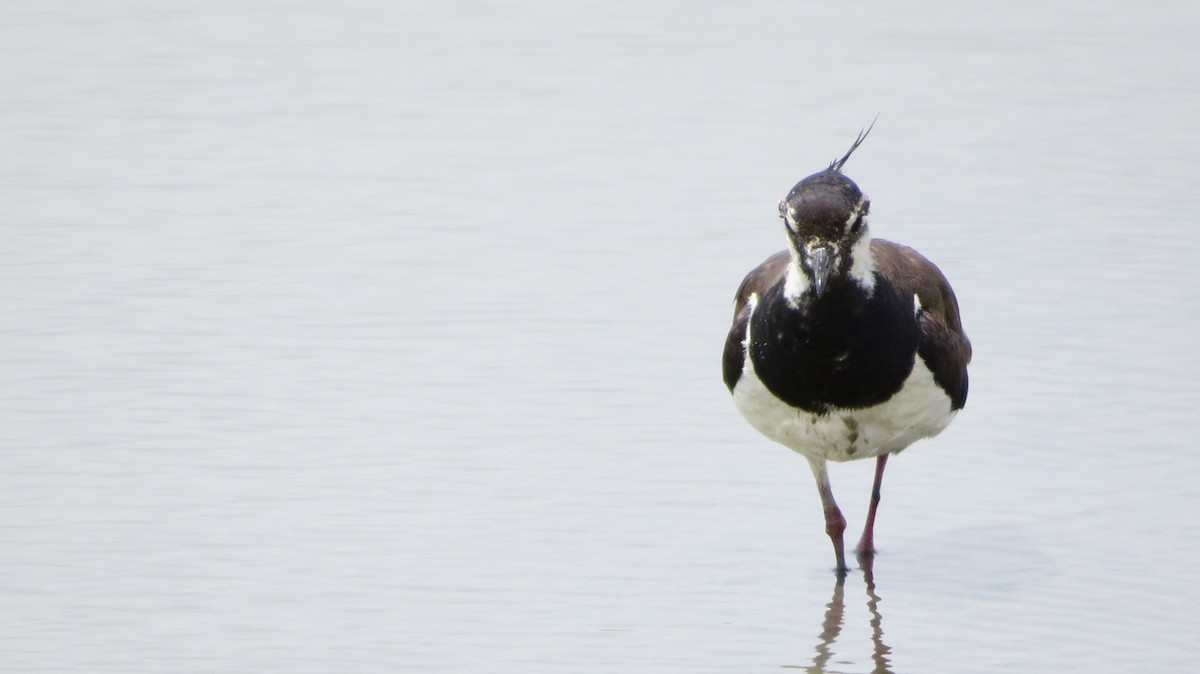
787,558 -> 893,674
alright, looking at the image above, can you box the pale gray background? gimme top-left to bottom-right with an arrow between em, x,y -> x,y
2,1 -> 1198,672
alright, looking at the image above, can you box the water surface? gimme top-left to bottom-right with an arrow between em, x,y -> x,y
2,1 -> 1198,672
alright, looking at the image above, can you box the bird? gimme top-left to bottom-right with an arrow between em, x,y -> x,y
722,126 -> 971,573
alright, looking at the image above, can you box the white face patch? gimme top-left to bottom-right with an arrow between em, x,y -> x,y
847,226 -> 876,293
843,199 -> 866,231
782,236 -> 811,305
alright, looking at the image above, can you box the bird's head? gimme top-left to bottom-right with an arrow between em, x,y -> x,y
780,126 -> 877,302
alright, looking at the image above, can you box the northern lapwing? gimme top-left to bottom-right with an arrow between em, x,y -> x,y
722,127 -> 971,573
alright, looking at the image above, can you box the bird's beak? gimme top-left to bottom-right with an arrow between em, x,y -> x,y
805,245 -> 836,298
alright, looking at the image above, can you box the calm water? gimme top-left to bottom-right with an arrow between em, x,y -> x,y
2,1 -> 1198,672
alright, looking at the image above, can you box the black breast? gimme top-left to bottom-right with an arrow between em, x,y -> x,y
748,276 -> 920,414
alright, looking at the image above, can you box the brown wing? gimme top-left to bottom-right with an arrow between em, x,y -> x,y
722,250 -> 790,392
871,239 -> 972,408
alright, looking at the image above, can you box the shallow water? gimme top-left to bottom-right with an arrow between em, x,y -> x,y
2,1 -> 1198,672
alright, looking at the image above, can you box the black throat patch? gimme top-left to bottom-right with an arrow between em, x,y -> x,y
748,275 -> 919,414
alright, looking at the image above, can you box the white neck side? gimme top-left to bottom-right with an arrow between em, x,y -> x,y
848,230 -> 876,294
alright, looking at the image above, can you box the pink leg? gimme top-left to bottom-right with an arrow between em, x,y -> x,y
807,457 -> 849,574
856,454 -> 889,558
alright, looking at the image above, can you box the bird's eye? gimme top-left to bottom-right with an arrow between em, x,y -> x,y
848,200 -> 870,233
780,211 -> 798,232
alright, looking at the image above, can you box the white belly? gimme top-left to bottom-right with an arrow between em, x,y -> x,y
731,349 -> 956,463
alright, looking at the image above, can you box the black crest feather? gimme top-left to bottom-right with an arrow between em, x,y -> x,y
828,116 -> 878,174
